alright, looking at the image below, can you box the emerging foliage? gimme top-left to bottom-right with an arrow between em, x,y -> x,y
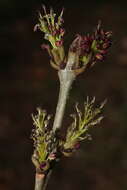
31,108 -> 57,173
31,98 -> 106,171
61,98 -> 106,156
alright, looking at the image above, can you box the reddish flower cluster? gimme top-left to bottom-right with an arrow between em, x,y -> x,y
70,21 -> 112,67
94,21 -> 112,61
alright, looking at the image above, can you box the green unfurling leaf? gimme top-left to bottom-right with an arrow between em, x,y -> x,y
63,97 -> 106,151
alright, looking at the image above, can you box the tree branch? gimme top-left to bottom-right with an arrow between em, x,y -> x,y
53,69 -> 75,132
34,173 -> 45,190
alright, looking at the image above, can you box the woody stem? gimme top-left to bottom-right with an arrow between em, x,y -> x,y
53,69 -> 75,132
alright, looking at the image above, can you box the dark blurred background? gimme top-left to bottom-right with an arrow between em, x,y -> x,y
1,0 -> 127,189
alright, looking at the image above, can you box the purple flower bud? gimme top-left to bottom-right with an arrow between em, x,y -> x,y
99,49 -> 107,54
55,40 -> 63,47
102,42 -> 111,49
105,31 -> 112,38
74,142 -> 80,149
48,153 -> 56,160
40,162 -> 47,169
95,53 -> 103,60
52,30 -> 57,36
60,28 -> 65,35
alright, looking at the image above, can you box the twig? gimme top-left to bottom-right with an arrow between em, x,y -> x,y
34,67 -> 75,190
32,6 -> 112,190
34,173 -> 45,190
40,66 -> 76,190
43,170 -> 52,190
53,69 -> 75,132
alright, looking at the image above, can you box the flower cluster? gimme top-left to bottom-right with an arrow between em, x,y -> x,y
34,5 -> 65,49
69,21 -> 112,73
34,7 -> 112,73
34,6 -> 66,70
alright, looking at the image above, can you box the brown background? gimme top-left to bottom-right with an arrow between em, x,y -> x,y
1,0 -> 127,189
